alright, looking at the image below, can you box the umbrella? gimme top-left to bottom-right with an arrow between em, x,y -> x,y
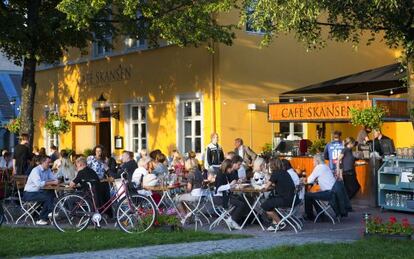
283,63 -> 406,96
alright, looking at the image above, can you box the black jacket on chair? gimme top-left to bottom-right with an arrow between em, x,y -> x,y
330,180 -> 352,218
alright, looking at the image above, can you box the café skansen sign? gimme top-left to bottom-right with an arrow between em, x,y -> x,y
268,100 -> 371,122
77,64 -> 132,87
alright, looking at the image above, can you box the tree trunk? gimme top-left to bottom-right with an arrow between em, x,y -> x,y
20,0 -> 41,148
408,55 -> 414,129
20,57 -> 37,148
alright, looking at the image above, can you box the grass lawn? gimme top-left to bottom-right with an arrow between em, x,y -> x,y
189,238 -> 414,258
0,227 -> 246,258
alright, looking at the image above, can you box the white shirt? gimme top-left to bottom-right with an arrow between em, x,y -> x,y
307,164 -> 335,191
238,166 -> 246,181
287,168 -> 300,186
238,146 -> 244,157
132,167 -> 148,187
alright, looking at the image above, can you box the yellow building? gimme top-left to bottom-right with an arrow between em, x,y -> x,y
34,10 -> 414,159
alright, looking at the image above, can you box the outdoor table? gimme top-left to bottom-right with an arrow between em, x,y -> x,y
143,183 -> 186,217
232,185 -> 266,231
41,185 -> 74,198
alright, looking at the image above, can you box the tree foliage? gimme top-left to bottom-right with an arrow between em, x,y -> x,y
240,0 -> 414,126
0,0 -> 237,146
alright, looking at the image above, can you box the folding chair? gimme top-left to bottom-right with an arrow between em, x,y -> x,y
274,194 -> 300,233
314,199 -> 339,224
181,189 -> 210,230
208,191 -> 235,231
14,176 -> 41,225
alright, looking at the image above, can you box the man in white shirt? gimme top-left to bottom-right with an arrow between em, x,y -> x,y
0,151 -> 13,170
23,156 -> 58,225
304,154 -> 336,221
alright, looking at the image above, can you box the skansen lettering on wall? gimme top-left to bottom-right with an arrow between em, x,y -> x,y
77,64 -> 132,88
268,100 -> 372,122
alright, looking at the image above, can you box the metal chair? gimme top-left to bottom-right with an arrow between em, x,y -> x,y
13,176 -> 41,225
208,191 -> 235,231
314,199 -> 339,224
181,189 -> 210,230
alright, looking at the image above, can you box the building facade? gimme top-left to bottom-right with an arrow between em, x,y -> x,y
34,10 -> 414,158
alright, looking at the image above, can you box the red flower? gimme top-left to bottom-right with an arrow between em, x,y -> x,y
389,216 -> 397,224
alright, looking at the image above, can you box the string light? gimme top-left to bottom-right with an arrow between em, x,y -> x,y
302,97 -> 307,102
346,95 -> 350,100
390,89 -> 394,95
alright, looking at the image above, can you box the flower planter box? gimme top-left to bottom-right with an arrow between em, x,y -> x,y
364,233 -> 412,240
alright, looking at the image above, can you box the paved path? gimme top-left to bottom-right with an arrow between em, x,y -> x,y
25,205 -> 404,259
27,226 -> 360,259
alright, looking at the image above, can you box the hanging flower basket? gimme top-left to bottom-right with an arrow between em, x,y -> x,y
5,116 -> 21,134
45,113 -> 70,135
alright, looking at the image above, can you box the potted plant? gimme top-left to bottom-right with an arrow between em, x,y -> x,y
365,216 -> 413,240
308,139 -> 326,155
45,113 -> 70,135
350,106 -> 386,130
5,116 -> 21,134
154,210 -> 182,232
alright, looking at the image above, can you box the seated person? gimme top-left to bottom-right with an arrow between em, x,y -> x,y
69,157 -> 100,188
174,158 -> 204,218
70,157 -> 112,218
23,156 -> 58,226
228,155 -> 243,183
0,151 -> 13,171
261,158 -> 296,231
251,157 -> 267,189
304,154 -> 336,221
152,153 -> 168,177
213,159 -> 249,230
131,157 -> 152,188
281,159 -> 300,187
115,151 -> 138,181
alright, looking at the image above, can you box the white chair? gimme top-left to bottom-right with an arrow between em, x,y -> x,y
274,185 -> 305,233
314,199 -> 338,224
14,176 -> 41,225
181,189 -> 210,230
208,191 -> 235,231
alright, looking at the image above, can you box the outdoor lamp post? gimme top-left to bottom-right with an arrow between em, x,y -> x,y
67,96 -> 88,121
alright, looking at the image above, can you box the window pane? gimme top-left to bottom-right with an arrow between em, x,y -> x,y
133,124 -> 138,138
133,139 -> 139,153
185,138 -> 192,153
184,102 -> 192,117
195,138 -> 201,153
141,139 -> 147,149
140,123 -> 146,138
195,120 -> 201,136
140,106 -> 146,120
184,121 -> 191,136
195,101 -> 200,116
132,107 -> 139,120
294,123 -> 303,133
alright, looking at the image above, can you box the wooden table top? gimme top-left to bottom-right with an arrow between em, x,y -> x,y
143,183 -> 186,191
42,185 -> 74,191
232,185 -> 264,193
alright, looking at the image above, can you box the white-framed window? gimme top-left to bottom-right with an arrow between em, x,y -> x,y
178,98 -> 202,153
44,110 -> 59,151
130,105 -> 147,153
93,34 -> 112,57
125,37 -> 147,49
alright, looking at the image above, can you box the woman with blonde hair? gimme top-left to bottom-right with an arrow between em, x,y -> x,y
56,156 -> 77,183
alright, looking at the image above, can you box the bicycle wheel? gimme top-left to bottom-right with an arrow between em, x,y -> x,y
53,194 -> 91,232
116,194 -> 157,234
0,203 -> 4,226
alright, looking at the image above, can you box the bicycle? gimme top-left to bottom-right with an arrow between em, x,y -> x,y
52,172 -> 157,233
0,201 -> 4,226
